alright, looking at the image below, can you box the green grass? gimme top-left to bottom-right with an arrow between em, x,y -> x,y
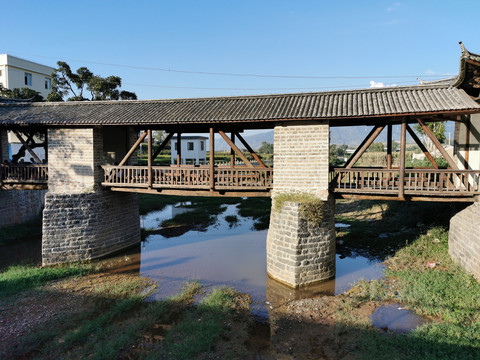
147,287 -> 250,360
0,263 -> 94,297
341,226 -> 480,360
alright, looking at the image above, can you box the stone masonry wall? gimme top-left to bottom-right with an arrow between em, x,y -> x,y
267,198 -> 336,287
47,127 -> 104,193
0,190 -> 46,228
449,202 -> 480,281
42,191 -> 140,265
273,123 -> 330,200
267,123 -> 335,288
42,126 -> 140,265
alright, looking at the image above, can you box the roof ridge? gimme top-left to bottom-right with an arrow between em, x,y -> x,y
0,83 -> 453,108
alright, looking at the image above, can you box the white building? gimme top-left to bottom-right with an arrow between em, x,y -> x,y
0,54 -> 55,99
171,136 -> 208,165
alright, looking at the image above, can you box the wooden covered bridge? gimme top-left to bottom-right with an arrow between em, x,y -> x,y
1,42 -> 480,287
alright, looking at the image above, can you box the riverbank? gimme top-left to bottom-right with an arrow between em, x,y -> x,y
1,198 -> 479,359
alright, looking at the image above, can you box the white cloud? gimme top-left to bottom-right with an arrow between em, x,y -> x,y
387,2 -> 402,11
425,69 -> 437,76
370,81 -> 384,88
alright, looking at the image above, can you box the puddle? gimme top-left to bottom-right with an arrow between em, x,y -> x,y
371,303 -> 429,333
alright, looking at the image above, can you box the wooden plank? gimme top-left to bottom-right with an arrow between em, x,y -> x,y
218,131 -> 254,167
406,125 -> 438,169
335,193 -> 476,203
345,125 -> 385,168
119,131 -> 147,167
398,121 -> 406,199
209,127 -> 215,190
109,187 -> 271,197
147,129 -> 152,188
417,119 -> 458,170
12,130 -> 42,164
152,132 -> 174,160
235,132 -> 268,168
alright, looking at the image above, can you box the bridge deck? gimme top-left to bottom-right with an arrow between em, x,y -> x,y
2,164 -> 480,201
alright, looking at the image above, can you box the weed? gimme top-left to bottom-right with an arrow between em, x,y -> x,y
274,192 -> 325,226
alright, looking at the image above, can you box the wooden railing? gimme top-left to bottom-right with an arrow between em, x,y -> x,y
0,164 -> 48,184
101,165 -> 273,190
330,167 -> 480,197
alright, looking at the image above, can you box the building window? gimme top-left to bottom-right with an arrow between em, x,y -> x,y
200,141 -> 204,151
187,142 -> 194,151
44,78 -> 51,90
25,73 -> 32,86
173,142 -> 177,151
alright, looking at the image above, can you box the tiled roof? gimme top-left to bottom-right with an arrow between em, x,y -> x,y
0,85 -> 479,127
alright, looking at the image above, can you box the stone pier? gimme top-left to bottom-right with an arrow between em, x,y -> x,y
449,202 -> 480,281
42,127 -> 140,265
267,123 -> 336,288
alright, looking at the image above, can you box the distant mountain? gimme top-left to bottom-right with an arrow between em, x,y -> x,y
214,122 -> 455,150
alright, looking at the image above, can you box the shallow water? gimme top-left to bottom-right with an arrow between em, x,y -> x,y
134,203 -> 384,316
371,303 -> 429,333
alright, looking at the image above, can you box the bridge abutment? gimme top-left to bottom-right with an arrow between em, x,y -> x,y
449,202 -> 480,281
267,123 -> 335,288
42,127 -> 140,265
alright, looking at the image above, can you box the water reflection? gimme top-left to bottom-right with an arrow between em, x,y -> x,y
371,303 -> 429,333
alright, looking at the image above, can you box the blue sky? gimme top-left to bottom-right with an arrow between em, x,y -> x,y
2,0 -> 479,100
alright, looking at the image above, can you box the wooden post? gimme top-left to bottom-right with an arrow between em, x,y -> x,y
465,116 -> 471,170
387,124 -> 392,169
209,128 -> 215,190
398,120 -> 406,199
177,132 -> 182,166
230,133 -> 235,167
147,129 -> 152,189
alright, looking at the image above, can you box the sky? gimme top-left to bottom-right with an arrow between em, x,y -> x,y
2,0 -> 480,101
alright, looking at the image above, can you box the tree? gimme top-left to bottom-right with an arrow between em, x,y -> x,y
0,84 -> 43,102
258,141 -> 273,154
47,61 -> 137,101
367,142 -> 385,152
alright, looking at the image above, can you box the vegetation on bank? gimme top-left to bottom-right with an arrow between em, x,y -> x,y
334,203 -> 480,359
1,261 -> 252,360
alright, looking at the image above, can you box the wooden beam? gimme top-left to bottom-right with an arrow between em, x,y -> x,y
209,128 -> 215,190
147,129 -> 152,189
152,132 -> 174,161
218,131 -> 254,167
177,132 -> 182,167
335,193 -> 476,203
387,124 -> 392,169
109,187 -> 271,198
345,125 -> 385,169
230,133 -> 235,167
417,119 -> 458,170
465,116 -> 471,169
118,131 -> 147,167
398,121 -> 406,199
406,125 -> 439,169
13,130 -> 42,164
235,132 -> 268,168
